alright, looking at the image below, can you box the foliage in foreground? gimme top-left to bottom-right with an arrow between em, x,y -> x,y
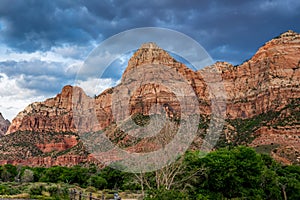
0,146 -> 299,199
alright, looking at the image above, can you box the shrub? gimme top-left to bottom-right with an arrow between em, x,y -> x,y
22,169 -> 34,182
88,175 -> 107,190
46,184 -> 59,195
145,189 -> 189,200
29,183 -> 45,195
0,185 -> 9,195
0,184 -> 20,195
86,186 -> 97,193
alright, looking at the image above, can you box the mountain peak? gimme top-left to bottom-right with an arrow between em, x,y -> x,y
248,30 -> 300,63
280,30 -> 298,37
139,42 -> 161,49
122,42 -> 180,77
271,30 -> 300,43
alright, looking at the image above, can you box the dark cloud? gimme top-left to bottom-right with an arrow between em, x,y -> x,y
0,1 -> 102,51
0,0 -> 300,63
16,74 -> 67,94
0,60 -> 68,77
0,60 -> 74,94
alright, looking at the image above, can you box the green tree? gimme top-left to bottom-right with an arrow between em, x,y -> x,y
261,168 -> 281,200
278,165 -> 300,200
88,175 -> 108,189
1,168 -> 11,182
60,166 -> 90,186
196,146 -> 265,198
21,169 -> 34,182
0,164 -> 17,182
99,167 -> 127,189
32,167 -> 46,182
39,166 -> 65,183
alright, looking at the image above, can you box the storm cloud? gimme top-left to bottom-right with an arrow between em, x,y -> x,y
0,0 -> 299,61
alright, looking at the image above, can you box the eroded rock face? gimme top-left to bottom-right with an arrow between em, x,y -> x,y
6,85 -> 80,134
0,154 -> 98,167
7,41 -> 206,134
36,135 -> 78,153
216,30 -> 300,119
8,31 -> 300,134
3,30 -> 300,166
0,113 -> 10,136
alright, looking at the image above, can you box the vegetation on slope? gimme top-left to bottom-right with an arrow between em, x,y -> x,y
0,146 -> 299,199
216,98 -> 300,149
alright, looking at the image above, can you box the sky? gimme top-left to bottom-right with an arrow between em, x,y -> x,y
0,0 -> 300,121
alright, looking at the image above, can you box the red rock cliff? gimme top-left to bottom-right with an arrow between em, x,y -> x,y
3,30 -> 300,165
7,31 -> 300,135
0,113 -> 10,136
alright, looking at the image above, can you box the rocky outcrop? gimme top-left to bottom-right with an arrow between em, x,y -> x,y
7,41 -> 205,134
6,85 -> 84,134
0,154 -> 98,167
3,30 -> 300,166
0,113 -> 10,136
216,30 -> 300,119
36,135 -> 78,153
8,31 -> 300,135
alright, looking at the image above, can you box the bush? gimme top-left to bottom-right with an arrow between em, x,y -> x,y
86,186 -> 97,193
29,183 -> 45,195
0,185 -> 9,195
45,184 -> 69,199
145,189 -> 189,200
105,193 -> 115,199
0,184 -> 20,195
22,169 -> 34,182
46,184 -> 59,195
88,175 -> 107,190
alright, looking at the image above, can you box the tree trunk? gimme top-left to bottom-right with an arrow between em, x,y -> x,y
282,185 -> 287,200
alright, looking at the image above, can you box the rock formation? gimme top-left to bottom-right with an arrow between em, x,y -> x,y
1,30 -> 300,166
0,113 -> 10,136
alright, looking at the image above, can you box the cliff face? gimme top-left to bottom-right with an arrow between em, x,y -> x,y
7,41 -> 205,134
0,155 -> 90,167
0,113 -> 10,136
217,30 -> 300,119
6,85 -> 77,134
2,30 -> 300,166
7,31 -> 300,133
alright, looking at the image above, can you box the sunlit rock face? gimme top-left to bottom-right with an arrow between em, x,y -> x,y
3,31 -> 300,166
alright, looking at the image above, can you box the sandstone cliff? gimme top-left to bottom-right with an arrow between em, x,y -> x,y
0,113 -> 10,136
2,30 -> 300,166
216,30 -> 300,119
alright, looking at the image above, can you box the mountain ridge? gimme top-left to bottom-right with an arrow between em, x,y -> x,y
1,30 -> 300,166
